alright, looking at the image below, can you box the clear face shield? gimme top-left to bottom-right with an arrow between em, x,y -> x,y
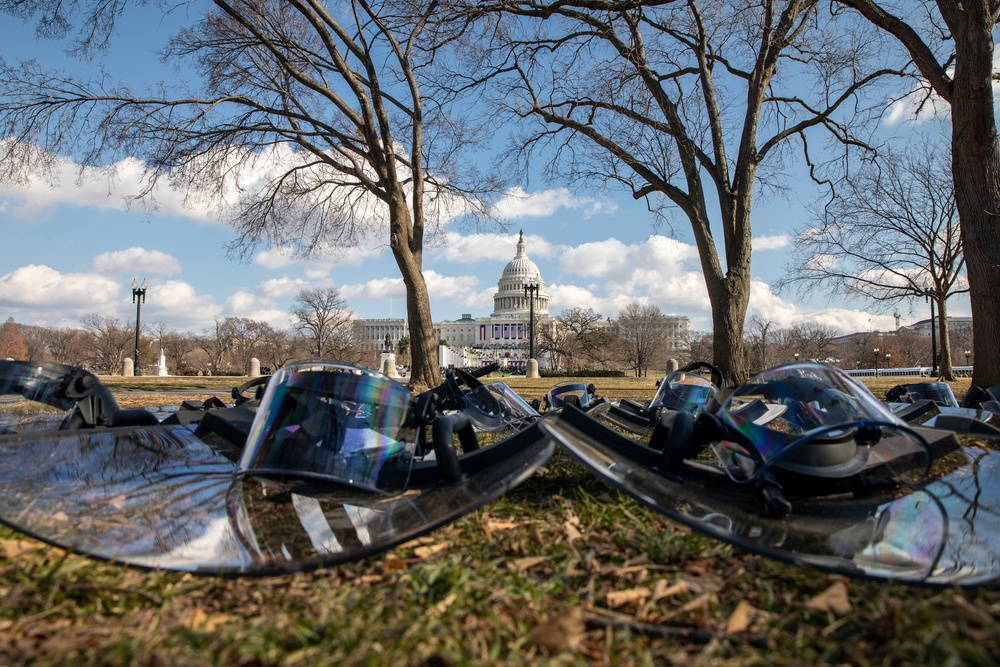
895,382 -> 960,408
547,382 -> 591,410
461,382 -> 540,431
706,363 -> 932,485
238,362 -> 418,495
649,371 -> 718,414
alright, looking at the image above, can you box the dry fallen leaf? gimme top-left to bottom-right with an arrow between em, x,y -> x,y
382,557 -> 407,573
564,519 -> 582,545
724,600 -> 756,634
182,607 -> 231,632
508,556 -> 548,572
526,606 -> 586,652
412,542 -> 450,559
806,581 -> 852,616
398,535 -> 436,550
484,519 -> 520,532
651,579 -> 690,603
0,539 -> 40,559
685,558 -> 717,575
434,592 -> 457,614
605,586 -> 652,609
679,592 -> 715,613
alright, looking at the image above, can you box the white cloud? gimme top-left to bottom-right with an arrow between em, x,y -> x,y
491,187 -> 616,220
143,280 -> 222,331
806,253 -> 840,271
884,46 -> 1000,126
256,277 -> 308,299
429,231 -> 560,265
747,281 -> 897,333
253,246 -> 300,270
337,270 -> 484,317
809,309 -> 895,333
0,267 -> 223,331
752,234 -> 791,251
545,284 -> 620,318
340,276 -> 406,304
253,241 -> 387,274
92,247 -> 182,275
884,83 -> 951,125
0,264 -> 119,312
0,148 -> 223,223
221,288 -> 296,328
551,236 -> 709,314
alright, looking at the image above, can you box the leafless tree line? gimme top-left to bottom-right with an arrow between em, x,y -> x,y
1,288 -> 370,375
540,303 -> 691,378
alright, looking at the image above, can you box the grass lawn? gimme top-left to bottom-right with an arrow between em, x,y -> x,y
0,373 -> 996,666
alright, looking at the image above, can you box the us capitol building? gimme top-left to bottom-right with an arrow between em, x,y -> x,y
360,231 -> 689,370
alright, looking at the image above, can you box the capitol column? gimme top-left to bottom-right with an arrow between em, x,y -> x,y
524,280 -> 540,379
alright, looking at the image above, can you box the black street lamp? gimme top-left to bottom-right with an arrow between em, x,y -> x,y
794,352 -> 799,364
965,349 -> 971,366
131,278 -> 147,376
885,352 -> 891,368
523,281 -> 538,364
873,347 -> 880,377
922,278 -> 938,376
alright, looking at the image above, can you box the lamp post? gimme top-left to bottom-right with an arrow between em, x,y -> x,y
885,352 -> 891,369
966,349 -> 971,366
922,278 -> 938,376
873,347 -> 880,377
794,352 -> 799,364
130,278 -> 147,376
523,281 -> 538,369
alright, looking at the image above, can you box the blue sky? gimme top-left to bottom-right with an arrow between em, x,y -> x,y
0,4 -> 974,337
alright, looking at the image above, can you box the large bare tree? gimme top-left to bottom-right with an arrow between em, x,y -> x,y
744,314 -> 779,373
439,0 -> 902,383
291,287 -> 364,362
781,142 -> 966,379
79,313 -> 134,374
833,0 -> 1000,387
541,307 -> 617,372
0,0 -> 495,390
616,301 -> 669,378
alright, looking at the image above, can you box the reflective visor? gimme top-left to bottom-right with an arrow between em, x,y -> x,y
900,382 -> 959,408
0,361 -> 87,432
547,382 -> 591,409
462,383 -> 540,431
238,362 -> 416,494
0,360 -> 80,411
648,371 -> 718,414
708,363 -> 931,484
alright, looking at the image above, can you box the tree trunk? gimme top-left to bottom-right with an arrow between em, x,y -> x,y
402,271 -> 438,392
950,8 -> 1000,388
708,274 -> 751,385
937,296 -> 955,381
387,199 -> 439,393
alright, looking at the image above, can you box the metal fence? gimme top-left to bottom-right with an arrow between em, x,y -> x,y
845,366 -> 973,379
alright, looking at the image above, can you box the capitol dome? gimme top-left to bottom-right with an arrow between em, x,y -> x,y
491,231 -> 550,317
